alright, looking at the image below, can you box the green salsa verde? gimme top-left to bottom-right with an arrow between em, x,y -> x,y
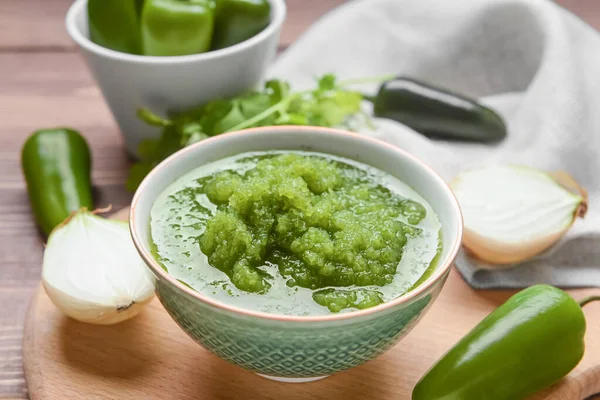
150,151 -> 441,316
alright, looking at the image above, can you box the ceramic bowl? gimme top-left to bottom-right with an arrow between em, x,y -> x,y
65,0 -> 286,156
130,126 -> 463,381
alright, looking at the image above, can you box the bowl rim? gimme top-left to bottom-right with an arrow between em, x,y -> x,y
130,126 -> 463,322
65,0 -> 287,65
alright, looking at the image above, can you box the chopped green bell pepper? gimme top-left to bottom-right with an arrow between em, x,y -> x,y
412,285 -> 599,400
141,0 -> 215,56
88,0 -> 144,55
211,0 -> 271,50
88,0 -> 270,56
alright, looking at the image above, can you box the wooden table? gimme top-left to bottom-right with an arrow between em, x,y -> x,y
0,0 -> 598,398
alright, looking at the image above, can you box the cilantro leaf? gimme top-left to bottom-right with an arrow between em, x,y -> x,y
274,113 -> 309,125
317,91 -> 363,126
128,74 -> 370,191
137,139 -> 158,160
213,102 -> 247,133
198,99 -> 234,135
126,161 -> 155,192
317,74 -> 337,91
265,80 -> 290,105
239,93 -> 272,119
184,131 -> 210,146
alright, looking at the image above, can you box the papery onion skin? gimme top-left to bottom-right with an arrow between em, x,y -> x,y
452,166 -> 587,266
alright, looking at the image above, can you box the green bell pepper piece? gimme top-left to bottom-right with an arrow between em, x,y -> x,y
413,285 -> 600,400
141,0 -> 215,57
88,0 -> 144,55
21,129 -> 94,237
211,0 -> 271,50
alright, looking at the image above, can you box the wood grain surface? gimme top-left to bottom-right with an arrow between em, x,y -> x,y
21,207 -> 600,400
1,0 -> 599,398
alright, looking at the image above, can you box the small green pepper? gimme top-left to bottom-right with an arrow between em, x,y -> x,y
21,129 -> 94,236
141,0 -> 215,57
370,77 -> 507,142
412,285 -> 599,400
211,0 -> 271,50
88,0 -> 144,55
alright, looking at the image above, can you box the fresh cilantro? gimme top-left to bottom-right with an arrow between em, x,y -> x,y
126,162 -> 154,192
137,108 -> 172,127
317,74 -> 337,91
265,80 -> 290,104
127,75 -> 370,190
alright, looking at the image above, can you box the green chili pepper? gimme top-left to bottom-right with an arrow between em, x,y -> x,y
88,0 -> 144,55
21,129 -> 94,237
412,285 -> 600,400
211,0 -> 271,50
370,77 -> 507,142
141,0 -> 215,57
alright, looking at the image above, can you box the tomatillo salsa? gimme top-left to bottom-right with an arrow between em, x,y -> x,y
150,151 -> 441,315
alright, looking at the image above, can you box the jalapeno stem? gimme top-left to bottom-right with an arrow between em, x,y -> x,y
579,295 -> 600,308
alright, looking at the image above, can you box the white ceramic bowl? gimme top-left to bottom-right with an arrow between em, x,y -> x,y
129,126 -> 464,380
65,0 -> 286,156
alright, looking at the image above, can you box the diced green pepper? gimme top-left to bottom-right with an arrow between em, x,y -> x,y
141,0 -> 215,56
88,0 -> 144,55
211,0 -> 271,50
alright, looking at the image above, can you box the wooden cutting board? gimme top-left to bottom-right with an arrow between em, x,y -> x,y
23,208 -> 600,400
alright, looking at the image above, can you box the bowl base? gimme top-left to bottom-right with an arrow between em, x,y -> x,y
256,374 -> 330,383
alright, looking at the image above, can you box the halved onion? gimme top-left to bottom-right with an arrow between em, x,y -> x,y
451,165 -> 587,265
42,210 -> 155,324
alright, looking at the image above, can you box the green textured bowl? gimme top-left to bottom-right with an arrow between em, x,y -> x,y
130,126 -> 463,382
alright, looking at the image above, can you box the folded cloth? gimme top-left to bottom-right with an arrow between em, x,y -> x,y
269,0 -> 600,289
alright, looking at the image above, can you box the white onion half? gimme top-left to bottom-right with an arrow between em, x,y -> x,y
451,165 -> 587,265
42,210 -> 155,324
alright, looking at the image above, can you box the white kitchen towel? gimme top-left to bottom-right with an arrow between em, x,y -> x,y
269,0 -> 600,289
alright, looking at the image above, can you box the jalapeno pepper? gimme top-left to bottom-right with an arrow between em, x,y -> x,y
370,77 -> 507,142
21,129 -> 94,237
87,0 -> 144,55
412,285 -> 600,400
141,0 -> 215,56
211,0 -> 271,50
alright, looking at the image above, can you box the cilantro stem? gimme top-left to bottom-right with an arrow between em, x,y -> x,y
338,74 -> 396,87
137,108 -> 172,127
226,75 -> 394,132
226,92 -> 304,132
